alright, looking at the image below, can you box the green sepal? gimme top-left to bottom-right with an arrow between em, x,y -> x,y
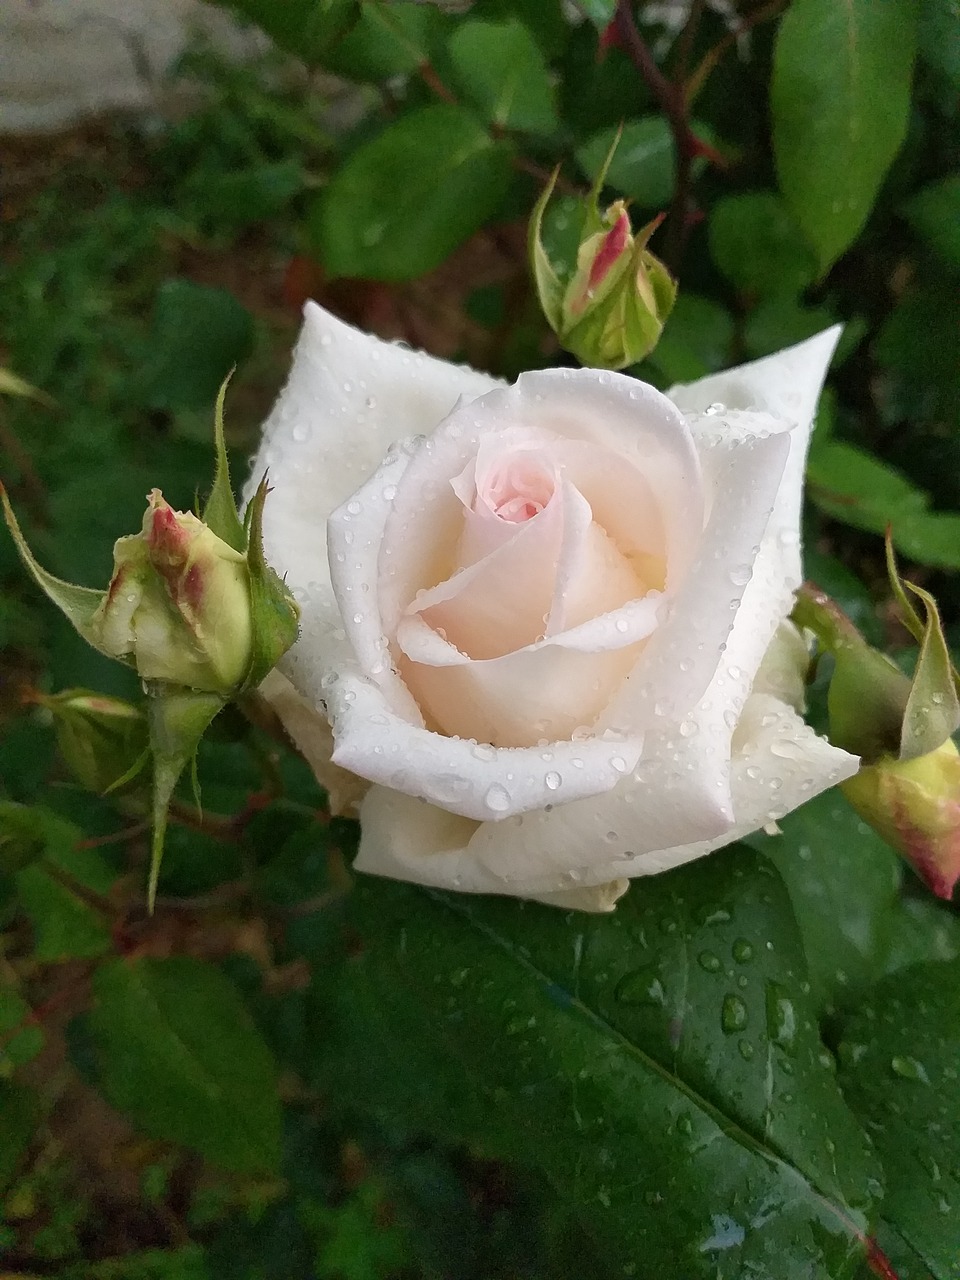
145,687 -> 225,912
528,165 -> 566,332
828,644 -> 912,764
898,579 -> 960,759
0,484 -> 109,648
202,373 -> 246,554
886,532 -> 960,709
241,475 -> 300,692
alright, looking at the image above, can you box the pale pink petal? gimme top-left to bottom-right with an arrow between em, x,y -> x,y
670,326 -> 841,588
247,302 -> 499,701
378,367 -> 704,641
327,669 -> 643,820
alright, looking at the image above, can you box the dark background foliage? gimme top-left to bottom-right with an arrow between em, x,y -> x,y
0,2 -> 957,1277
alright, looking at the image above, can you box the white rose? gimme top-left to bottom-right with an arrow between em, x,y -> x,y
249,303 -> 858,912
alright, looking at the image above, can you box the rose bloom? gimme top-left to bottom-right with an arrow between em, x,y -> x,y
248,303 -> 858,911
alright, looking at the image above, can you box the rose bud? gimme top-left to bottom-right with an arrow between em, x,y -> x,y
2,384 -> 299,908
843,740 -> 960,901
793,551 -> 960,900
35,689 -> 148,795
530,157 -> 676,370
90,490 -> 254,695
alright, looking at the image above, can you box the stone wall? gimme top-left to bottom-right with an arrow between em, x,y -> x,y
0,0 -> 267,133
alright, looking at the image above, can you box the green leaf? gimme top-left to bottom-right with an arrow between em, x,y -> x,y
577,117 -> 674,209
140,280 -> 255,413
322,1 -> 451,81
918,0 -> 960,88
772,0 -> 920,272
312,105 -> 514,282
646,293 -> 735,384
89,956 -> 281,1173
807,441 -> 929,535
0,984 -> 43,1071
709,191 -> 818,296
902,175 -> 960,270
743,793 -> 903,1013
0,1081 -> 40,1190
893,512 -> 960,570
326,847 -> 881,1276
448,19 -> 559,135
15,819 -> 115,961
837,960 -> 960,1278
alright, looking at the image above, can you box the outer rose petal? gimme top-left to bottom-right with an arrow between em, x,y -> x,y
249,301 -> 500,692
353,694 -> 857,906
670,326 -> 841,589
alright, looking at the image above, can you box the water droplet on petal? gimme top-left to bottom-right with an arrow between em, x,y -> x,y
484,783 -> 511,812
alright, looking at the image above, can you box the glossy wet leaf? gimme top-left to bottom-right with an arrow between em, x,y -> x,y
325,846 -> 880,1276
312,105 -> 513,281
837,960 -> 960,1278
772,0 -> 920,271
89,956 -> 281,1173
743,793 -> 902,1013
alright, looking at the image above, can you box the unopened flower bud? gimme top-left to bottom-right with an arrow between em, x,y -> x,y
91,490 -> 253,695
530,160 -> 676,370
843,738 -> 960,900
37,689 -> 147,795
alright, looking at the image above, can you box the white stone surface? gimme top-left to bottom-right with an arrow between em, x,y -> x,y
0,0 -> 267,133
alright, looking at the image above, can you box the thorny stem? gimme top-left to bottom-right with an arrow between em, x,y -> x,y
612,0 -> 725,272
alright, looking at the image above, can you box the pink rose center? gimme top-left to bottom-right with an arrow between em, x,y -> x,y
476,450 -> 556,523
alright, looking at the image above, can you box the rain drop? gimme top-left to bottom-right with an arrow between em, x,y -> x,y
484,783 -> 511,812
721,993 -> 749,1034
545,771 -> 562,791
698,950 -> 722,973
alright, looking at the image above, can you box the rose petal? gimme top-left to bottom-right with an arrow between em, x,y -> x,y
248,302 -> 500,691
670,326 -> 841,589
351,691 -> 857,900
599,423 -> 793,735
326,667 -> 643,820
378,367 -> 704,642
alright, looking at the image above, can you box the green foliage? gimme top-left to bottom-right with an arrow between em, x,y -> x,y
88,956 -> 282,1173
838,960 -> 960,1277
772,0 -> 920,271
448,19 -> 559,135
311,104 -> 514,280
139,280 -> 256,412
325,847 -> 880,1277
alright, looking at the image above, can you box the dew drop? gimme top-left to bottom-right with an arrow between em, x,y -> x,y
732,939 -> 754,964
698,950 -> 722,973
721,993 -> 749,1034
484,783 -> 511,813
615,966 -> 666,1007
545,771 -> 562,791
